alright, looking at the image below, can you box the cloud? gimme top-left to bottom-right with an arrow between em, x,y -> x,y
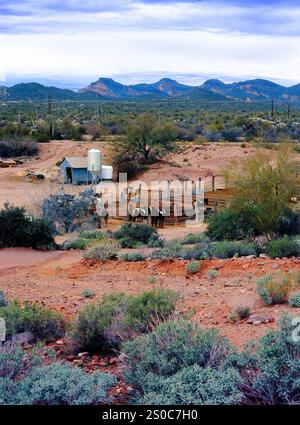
1,1 -> 300,85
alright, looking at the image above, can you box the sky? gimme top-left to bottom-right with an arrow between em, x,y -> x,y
1,0 -> 300,88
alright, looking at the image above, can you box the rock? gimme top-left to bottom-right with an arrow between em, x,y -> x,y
78,351 -> 89,358
245,255 -> 256,259
11,332 -> 34,345
271,264 -> 279,269
259,254 -> 268,259
55,339 -> 64,345
247,314 -> 275,325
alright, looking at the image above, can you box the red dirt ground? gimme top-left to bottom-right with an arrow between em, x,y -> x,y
1,248 -> 299,348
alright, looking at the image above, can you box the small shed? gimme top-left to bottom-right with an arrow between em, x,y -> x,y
60,157 -> 112,184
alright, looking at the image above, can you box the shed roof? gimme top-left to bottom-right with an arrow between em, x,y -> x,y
63,157 -> 88,169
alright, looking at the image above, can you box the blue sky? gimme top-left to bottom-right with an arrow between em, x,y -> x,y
1,0 -> 300,87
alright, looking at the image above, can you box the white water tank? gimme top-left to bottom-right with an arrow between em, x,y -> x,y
88,149 -> 101,173
101,165 -> 113,180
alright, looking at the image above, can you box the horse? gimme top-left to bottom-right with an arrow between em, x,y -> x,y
149,206 -> 166,228
95,198 -> 109,228
128,204 -> 149,223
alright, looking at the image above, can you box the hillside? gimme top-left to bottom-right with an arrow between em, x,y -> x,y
2,77 -> 300,101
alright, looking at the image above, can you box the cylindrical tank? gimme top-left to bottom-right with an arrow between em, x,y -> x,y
87,149 -> 101,172
101,165 -> 113,180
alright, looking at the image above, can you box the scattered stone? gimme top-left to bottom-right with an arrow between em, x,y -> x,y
78,351 -> 89,358
247,314 -> 275,325
259,254 -> 268,259
55,339 -> 64,345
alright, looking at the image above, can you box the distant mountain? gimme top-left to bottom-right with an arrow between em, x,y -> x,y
0,82 -> 98,101
1,77 -> 300,102
79,77 -> 192,99
201,78 -> 300,101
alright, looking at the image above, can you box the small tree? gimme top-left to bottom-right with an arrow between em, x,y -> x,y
225,146 -> 297,237
113,114 -> 178,178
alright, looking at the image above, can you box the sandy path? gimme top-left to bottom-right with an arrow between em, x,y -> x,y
0,248 -> 80,274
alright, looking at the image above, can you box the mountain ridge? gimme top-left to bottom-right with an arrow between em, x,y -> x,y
1,77 -> 300,101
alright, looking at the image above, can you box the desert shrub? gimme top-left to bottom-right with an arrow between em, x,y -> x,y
207,268 -> 219,279
211,241 -> 258,259
151,240 -> 209,261
0,204 -> 54,249
114,223 -> 158,247
125,288 -> 177,331
0,345 -> 115,405
84,239 -> 119,260
0,290 -> 8,308
62,238 -> 90,250
122,320 -> 230,388
72,289 -> 176,351
186,261 -> 200,274
81,288 -> 95,299
235,305 -> 251,320
120,252 -> 147,262
245,314 -> 300,405
14,362 -> 115,405
137,364 -> 243,405
266,236 -> 300,259
0,301 -> 66,341
0,140 -> 38,158
79,230 -> 103,240
207,206 -> 258,241
147,235 -> 164,248
288,292 -> 300,307
257,272 -> 292,305
72,293 -> 130,351
180,233 -> 209,245
180,244 -> 209,260
274,208 -> 300,236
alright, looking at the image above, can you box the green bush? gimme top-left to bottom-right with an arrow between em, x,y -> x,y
207,206 -> 258,241
186,261 -> 200,274
62,238 -> 90,250
137,364 -> 243,405
81,288 -> 95,299
180,233 -> 209,245
207,268 -> 219,279
84,239 -> 119,260
114,223 -> 158,247
211,241 -> 258,259
0,345 -> 115,405
288,292 -> 300,307
0,301 -> 66,341
245,314 -> 300,405
14,362 -> 115,405
72,289 -> 176,351
257,273 -> 292,305
151,240 -> 209,261
123,320 -> 230,387
79,230 -> 103,240
125,288 -> 177,331
266,236 -> 300,259
0,204 -> 54,249
235,305 -> 251,320
0,290 -> 8,308
120,252 -> 147,262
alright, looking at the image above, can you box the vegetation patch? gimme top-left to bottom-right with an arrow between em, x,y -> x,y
257,272 -> 292,305
0,301 -> 66,341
